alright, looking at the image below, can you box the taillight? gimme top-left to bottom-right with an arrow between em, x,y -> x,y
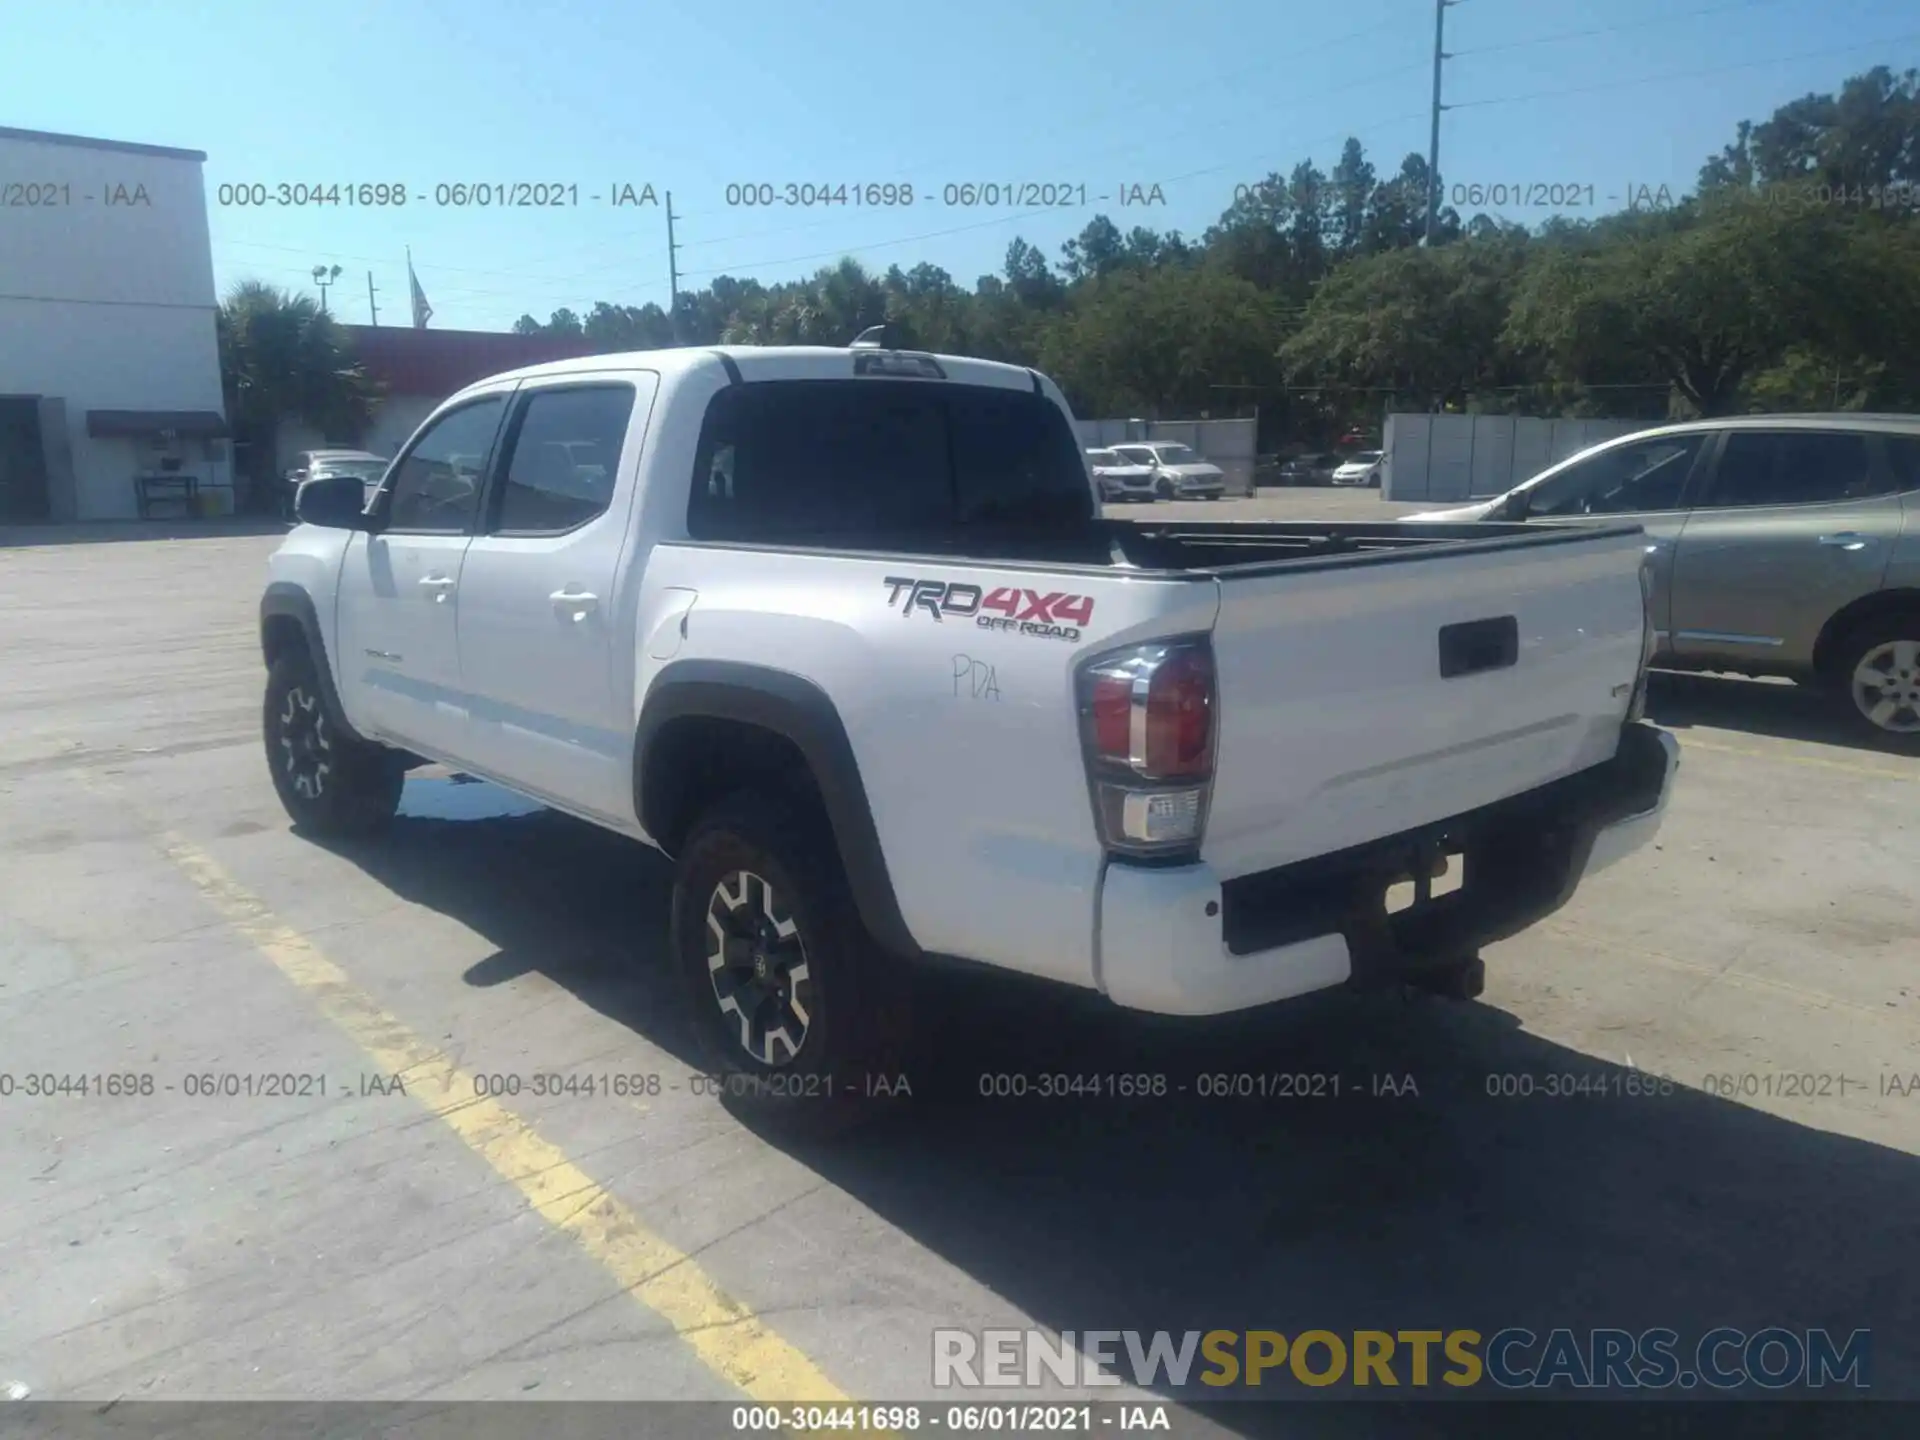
1076,636 -> 1216,859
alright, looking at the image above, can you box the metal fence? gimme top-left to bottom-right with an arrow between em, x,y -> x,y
1382,413 -> 1653,502
1073,417 -> 1260,496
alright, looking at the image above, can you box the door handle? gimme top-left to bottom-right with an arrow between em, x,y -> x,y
550,588 -> 599,621
418,575 -> 456,601
1818,533 -> 1871,551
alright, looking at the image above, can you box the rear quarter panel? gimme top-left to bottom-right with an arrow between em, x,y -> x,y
636,542 -> 1219,988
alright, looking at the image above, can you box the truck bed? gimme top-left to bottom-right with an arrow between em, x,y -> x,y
726,516 -> 1642,575
1104,517 -> 1644,575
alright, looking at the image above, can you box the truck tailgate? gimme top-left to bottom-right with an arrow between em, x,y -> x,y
1201,528 -> 1648,879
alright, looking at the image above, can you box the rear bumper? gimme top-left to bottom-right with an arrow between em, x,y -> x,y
1096,723 -> 1680,1016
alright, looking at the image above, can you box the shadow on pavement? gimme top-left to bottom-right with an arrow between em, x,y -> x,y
1646,670 -> 1919,760
327,776 -> 1919,1436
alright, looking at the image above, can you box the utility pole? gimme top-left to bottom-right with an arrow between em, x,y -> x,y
666,190 -> 683,345
1425,0 -> 1456,246
367,271 -> 380,327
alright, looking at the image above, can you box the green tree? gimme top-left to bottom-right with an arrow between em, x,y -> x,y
1039,264 -> 1285,417
1327,138 -> 1376,257
1281,236 -> 1528,413
1700,66 -> 1920,193
1505,199 -> 1872,415
1060,216 -> 1129,282
217,281 -> 376,512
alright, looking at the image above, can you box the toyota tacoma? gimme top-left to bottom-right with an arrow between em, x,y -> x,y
258,336 -> 1681,1104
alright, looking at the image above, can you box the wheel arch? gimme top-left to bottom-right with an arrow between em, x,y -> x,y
260,582 -> 369,745
1811,588 -> 1920,680
634,660 -> 920,959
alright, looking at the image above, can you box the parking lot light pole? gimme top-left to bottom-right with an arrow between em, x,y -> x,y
311,263 -> 342,315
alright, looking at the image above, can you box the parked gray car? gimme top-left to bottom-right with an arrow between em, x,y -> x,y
1405,414 -> 1920,745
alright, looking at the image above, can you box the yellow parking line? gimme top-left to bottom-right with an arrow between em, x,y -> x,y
155,829 -> 854,1404
1678,735 -> 1918,783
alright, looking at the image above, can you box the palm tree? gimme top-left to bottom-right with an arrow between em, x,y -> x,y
217,281 -> 378,513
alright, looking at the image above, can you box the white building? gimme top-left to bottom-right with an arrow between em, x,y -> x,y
0,125 -> 228,523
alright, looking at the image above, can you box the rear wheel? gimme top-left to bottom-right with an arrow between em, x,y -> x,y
671,791 -> 913,1131
1835,615 -> 1920,749
263,651 -> 404,835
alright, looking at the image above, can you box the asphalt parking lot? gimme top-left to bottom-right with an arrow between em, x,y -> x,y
2,496 -> 1917,1430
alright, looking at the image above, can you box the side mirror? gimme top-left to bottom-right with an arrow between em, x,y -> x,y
294,472 -> 374,530
1502,490 -> 1531,521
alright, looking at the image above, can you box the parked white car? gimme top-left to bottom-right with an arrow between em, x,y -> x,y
1332,450 -> 1385,487
1109,442 -> 1227,500
259,338 -> 1677,1117
1086,447 -> 1157,503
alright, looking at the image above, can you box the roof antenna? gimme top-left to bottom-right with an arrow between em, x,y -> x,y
850,324 -> 888,350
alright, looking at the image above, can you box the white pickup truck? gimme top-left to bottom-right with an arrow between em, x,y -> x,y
260,337 -> 1679,1103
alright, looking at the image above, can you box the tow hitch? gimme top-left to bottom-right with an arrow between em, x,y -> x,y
1407,953 -> 1486,1001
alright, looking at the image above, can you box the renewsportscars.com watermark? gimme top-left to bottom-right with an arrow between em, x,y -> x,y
933,1328 -> 1871,1391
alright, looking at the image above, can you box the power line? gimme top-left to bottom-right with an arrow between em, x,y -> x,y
672,61 -> 1433,261
210,15 -> 1419,298
400,107 -> 1439,308
674,104 -> 1445,287
213,25 -> 1920,322
1450,31 -> 1920,110
676,206 -> 1070,281
1449,0 -> 1793,60
666,14 -> 1415,228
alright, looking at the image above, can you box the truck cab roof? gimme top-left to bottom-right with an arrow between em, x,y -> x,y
452,345 -> 1053,405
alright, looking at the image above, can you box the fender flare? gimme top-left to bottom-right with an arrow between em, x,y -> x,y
635,660 -> 920,958
260,582 -> 368,745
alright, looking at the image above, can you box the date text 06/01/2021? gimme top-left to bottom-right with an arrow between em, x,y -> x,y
211,182 -> 661,208
720,181 -> 1168,208
731,1405 -> 1171,1433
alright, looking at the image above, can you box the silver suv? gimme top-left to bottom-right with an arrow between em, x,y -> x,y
1406,415 -> 1920,745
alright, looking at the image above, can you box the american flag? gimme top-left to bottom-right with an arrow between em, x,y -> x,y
407,250 -> 432,329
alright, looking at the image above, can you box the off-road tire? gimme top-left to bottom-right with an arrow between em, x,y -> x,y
263,651 -> 405,836
671,790 -> 913,1133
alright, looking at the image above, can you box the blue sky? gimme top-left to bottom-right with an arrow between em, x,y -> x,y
9,0 -> 1918,331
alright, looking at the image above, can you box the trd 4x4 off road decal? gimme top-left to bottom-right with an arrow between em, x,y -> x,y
882,577 -> 1093,643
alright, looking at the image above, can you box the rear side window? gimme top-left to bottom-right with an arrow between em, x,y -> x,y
1705,431 -> 1886,507
687,380 -> 1092,544
490,385 -> 636,535
947,384 -> 1092,525
1884,435 -> 1920,493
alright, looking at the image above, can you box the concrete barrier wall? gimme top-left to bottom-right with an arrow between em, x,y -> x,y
1383,414 -> 1652,501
